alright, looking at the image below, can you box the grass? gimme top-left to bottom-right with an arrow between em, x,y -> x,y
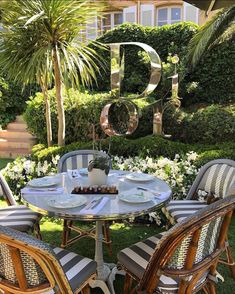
0,158 -> 13,170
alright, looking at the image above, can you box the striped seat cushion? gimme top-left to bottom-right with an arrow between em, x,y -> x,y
118,232 -> 207,293
53,247 -> 97,291
0,205 -> 40,232
163,200 -> 207,224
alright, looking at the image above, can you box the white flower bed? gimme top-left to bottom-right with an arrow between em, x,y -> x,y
2,152 -> 199,224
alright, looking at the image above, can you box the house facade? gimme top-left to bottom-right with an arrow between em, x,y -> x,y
86,0 -> 211,40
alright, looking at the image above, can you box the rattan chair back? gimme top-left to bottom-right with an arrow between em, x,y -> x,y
58,149 -> 111,173
0,172 -> 17,206
0,225 -> 73,294
186,159 -> 235,200
138,195 -> 235,293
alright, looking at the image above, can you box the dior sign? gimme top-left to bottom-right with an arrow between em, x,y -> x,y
100,42 -> 162,136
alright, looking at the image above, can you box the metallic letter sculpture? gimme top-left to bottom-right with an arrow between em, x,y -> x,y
100,42 -> 162,136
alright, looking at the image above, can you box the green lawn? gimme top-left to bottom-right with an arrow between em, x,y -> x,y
0,158 -> 13,170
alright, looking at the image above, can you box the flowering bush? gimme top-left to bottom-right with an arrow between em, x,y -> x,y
2,152 -> 198,224
2,155 -> 60,200
113,151 -> 198,199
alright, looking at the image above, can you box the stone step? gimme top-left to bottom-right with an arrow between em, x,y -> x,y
0,147 -> 32,159
0,138 -> 36,149
6,122 -> 28,131
0,130 -> 36,139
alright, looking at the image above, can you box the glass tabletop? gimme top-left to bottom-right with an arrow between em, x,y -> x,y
21,170 -> 172,221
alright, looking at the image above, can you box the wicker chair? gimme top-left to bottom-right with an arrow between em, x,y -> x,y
0,171 -> 42,239
0,225 -> 96,294
118,195 -> 235,294
58,150 -> 112,255
162,159 -> 235,278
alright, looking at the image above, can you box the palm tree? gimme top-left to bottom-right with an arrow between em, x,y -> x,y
0,0 -> 105,146
187,4 -> 235,69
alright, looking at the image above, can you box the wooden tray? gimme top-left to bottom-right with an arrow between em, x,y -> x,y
71,185 -> 118,194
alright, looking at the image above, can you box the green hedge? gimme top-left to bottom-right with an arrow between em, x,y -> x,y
93,22 -> 198,96
163,104 -> 235,144
31,135 -> 235,166
25,88 -> 235,145
183,39 -> 235,105
24,88 -> 154,144
0,72 -> 39,128
93,22 -> 234,105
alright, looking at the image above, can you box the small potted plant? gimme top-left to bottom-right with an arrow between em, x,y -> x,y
88,155 -> 110,186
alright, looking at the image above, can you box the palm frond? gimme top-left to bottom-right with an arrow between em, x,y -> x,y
187,5 -> 235,69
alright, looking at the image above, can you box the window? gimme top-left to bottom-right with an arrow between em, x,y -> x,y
102,12 -> 123,32
157,7 -> 181,26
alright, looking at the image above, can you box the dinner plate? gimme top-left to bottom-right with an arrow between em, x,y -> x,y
119,189 -> 154,203
79,168 -> 88,176
28,176 -> 60,188
47,195 -> 87,209
125,172 -> 154,182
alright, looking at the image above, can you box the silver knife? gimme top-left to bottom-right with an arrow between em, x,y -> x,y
89,198 -> 103,210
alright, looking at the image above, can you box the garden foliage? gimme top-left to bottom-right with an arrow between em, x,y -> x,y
93,22 -> 198,98
93,22 -> 234,105
30,135 -> 235,167
24,88 -> 235,145
24,88 -> 154,144
0,74 -> 34,128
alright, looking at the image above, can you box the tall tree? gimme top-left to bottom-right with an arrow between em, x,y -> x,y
0,0 -> 105,146
187,5 -> 235,69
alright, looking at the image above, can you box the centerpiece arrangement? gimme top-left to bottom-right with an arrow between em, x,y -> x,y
87,155 -> 110,186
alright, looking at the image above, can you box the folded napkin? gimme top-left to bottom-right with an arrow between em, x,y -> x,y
21,187 -> 64,195
80,197 -> 109,215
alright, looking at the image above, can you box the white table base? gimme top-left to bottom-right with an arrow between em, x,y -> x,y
92,220 -> 125,294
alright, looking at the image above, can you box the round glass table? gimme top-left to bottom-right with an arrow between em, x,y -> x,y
22,170 -> 172,294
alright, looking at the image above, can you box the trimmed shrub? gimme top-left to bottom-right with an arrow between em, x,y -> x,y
93,22 -> 198,96
93,23 -> 234,105
163,104 -> 235,144
31,135 -> 235,165
183,39 -> 235,105
24,88 -> 154,144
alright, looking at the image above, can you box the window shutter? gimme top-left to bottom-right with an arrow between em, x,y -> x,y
140,4 -> 154,26
123,5 -> 137,23
86,17 -> 98,40
183,2 -> 199,24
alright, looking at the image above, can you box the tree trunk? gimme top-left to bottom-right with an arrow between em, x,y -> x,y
39,77 -> 53,147
52,46 -> 65,146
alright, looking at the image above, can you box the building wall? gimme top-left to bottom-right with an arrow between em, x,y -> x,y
86,0 -> 200,40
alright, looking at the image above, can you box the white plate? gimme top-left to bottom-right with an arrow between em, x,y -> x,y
47,194 -> 87,209
79,168 -> 88,176
28,176 -> 60,188
125,172 -> 154,182
119,189 -> 154,203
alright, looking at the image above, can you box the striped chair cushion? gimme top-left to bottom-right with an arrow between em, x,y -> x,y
0,205 -> 39,232
197,163 -> 235,199
53,247 -> 96,292
118,232 -> 207,293
163,200 -> 207,224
